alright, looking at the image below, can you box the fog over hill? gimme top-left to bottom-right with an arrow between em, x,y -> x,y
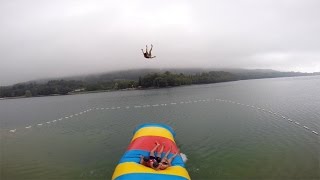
1,0 -> 320,85
22,68 -> 319,85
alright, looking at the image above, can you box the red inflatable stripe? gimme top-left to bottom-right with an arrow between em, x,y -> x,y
128,136 -> 179,154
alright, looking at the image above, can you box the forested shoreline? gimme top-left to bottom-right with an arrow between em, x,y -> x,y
0,69 -> 318,98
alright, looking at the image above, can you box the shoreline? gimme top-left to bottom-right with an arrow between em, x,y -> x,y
1,74 -> 319,101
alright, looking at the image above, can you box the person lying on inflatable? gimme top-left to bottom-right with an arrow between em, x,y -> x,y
140,142 -> 178,170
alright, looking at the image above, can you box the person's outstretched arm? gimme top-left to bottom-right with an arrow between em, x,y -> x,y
168,152 -> 178,166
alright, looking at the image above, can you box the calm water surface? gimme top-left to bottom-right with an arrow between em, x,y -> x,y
1,76 -> 319,179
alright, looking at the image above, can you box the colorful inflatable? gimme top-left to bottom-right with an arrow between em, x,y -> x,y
112,123 -> 190,180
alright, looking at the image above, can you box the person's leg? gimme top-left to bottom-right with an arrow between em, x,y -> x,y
150,141 -> 160,157
156,143 -> 164,162
149,44 -> 153,56
162,145 -> 172,160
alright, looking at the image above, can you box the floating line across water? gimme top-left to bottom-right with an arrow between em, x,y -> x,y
7,98 -> 319,136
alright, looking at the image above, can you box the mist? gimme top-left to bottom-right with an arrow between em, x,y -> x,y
1,0 -> 320,85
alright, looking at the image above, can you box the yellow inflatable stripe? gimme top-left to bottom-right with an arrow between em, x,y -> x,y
131,127 -> 175,142
112,162 -> 190,180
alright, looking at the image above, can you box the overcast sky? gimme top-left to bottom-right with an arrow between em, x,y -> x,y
1,0 -> 320,85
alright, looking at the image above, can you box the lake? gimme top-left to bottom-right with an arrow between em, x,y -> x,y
1,76 -> 319,179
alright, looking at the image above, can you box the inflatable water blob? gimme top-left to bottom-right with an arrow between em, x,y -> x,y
112,123 -> 190,180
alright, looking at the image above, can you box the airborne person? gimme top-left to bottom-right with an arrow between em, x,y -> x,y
141,44 -> 156,59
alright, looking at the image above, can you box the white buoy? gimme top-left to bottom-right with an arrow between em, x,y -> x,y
295,122 -> 300,125
25,126 -> 32,128
53,120 -> 57,122
46,121 -> 51,124
9,129 -> 16,132
303,126 -> 309,129
37,123 -> 43,126
312,131 -> 319,135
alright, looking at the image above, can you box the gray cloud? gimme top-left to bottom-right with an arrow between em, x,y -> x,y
0,0 -> 319,85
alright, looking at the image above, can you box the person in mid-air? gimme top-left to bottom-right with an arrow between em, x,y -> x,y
141,44 -> 156,59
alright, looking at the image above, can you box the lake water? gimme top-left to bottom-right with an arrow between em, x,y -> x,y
1,76 -> 319,179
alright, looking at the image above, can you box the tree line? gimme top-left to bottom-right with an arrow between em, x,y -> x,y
0,70 -> 317,98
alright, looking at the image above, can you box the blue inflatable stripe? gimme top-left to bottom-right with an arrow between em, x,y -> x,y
119,150 -> 185,167
133,123 -> 176,137
115,173 -> 189,180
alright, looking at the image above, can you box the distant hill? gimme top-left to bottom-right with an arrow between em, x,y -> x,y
6,68 -> 320,85
57,68 -> 316,83
1,68 -> 319,98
